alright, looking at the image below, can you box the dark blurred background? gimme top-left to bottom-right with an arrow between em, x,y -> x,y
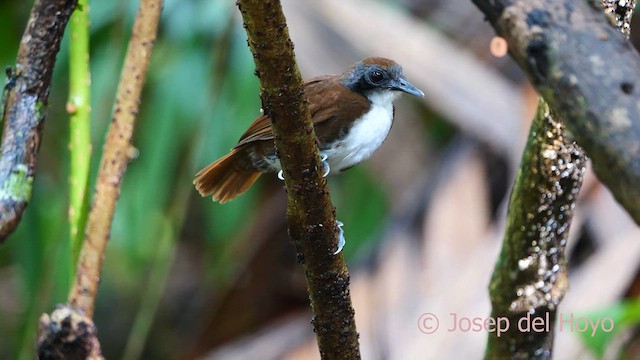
1,1 -> 639,359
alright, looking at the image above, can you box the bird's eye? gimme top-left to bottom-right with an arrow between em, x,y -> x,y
367,69 -> 385,85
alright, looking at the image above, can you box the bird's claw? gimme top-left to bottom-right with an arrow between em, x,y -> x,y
333,220 -> 345,255
277,152 -> 329,180
320,152 -> 330,177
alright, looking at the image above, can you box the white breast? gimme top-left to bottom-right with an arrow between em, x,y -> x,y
324,90 -> 398,172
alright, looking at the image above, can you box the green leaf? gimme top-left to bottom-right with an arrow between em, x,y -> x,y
577,300 -> 640,357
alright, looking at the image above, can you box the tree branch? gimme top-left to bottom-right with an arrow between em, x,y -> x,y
481,1 -> 634,358
471,0 -> 640,224
236,0 -> 361,358
0,0 -> 77,242
486,101 -> 586,359
67,0 -> 163,318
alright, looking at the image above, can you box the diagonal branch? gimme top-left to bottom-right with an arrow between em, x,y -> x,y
236,0 -> 361,358
0,0 -> 77,242
471,0 -> 640,225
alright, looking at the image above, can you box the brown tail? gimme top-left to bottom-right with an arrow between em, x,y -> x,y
193,149 -> 261,203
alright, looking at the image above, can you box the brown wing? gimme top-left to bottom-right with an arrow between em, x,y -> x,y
235,76 -> 370,148
234,114 -> 272,147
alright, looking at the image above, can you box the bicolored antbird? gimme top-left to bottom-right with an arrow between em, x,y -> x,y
194,57 -> 424,253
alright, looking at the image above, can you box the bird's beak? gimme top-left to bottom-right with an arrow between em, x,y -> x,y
393,77 -> 425,97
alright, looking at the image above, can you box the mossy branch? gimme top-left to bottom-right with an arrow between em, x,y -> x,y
66,0 -> 163,319
482,1 -> 634,358
236,0 -> 361,358
470,0 -> 640,225
0,0 -> 77,242
485,101 -> 586,359
67,0 -> 92,271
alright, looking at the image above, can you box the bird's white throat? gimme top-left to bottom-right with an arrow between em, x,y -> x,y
323,90 -> 399,172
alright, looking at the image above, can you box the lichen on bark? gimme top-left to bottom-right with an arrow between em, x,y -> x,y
0,0 -> 77,242
471,0 -> 640,225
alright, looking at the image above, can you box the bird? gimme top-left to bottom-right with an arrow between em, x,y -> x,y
194,57 -> 424,205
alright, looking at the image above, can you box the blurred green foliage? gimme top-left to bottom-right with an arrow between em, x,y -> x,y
0,1 -> 389,358
578,299 -> 640,358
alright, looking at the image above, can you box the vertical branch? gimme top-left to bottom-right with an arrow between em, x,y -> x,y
68,0 -> 163,318
0,0 -> 77,242
38,1 -> 162,356
485,102 -> 586,359
67,0 -> 92,269
236,0 -> 361,358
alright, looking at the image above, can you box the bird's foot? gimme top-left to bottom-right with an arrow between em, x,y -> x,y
320,152 -> 330,177
277,152 -> 329,180
333,220 -> 345,255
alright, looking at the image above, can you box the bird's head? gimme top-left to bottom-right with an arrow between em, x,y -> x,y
340,57 -> 425,100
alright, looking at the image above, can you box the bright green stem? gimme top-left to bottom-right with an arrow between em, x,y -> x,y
68,0 -> 92,273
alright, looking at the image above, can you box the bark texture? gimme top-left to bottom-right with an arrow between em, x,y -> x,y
236,0 -> 361,358
37,305 -> 103,360
478,1 -> 635,358
486,102 -> 586,359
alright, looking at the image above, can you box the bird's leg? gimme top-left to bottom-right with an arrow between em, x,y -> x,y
333,220 -> 345,255
320,152 -> 330,177
277,152 -> 329,180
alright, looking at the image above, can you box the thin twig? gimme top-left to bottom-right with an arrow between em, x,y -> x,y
0,0 -> 77,242
68,0 -> 163,318
67,0 -> 92,271
236,0 -> 361,358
